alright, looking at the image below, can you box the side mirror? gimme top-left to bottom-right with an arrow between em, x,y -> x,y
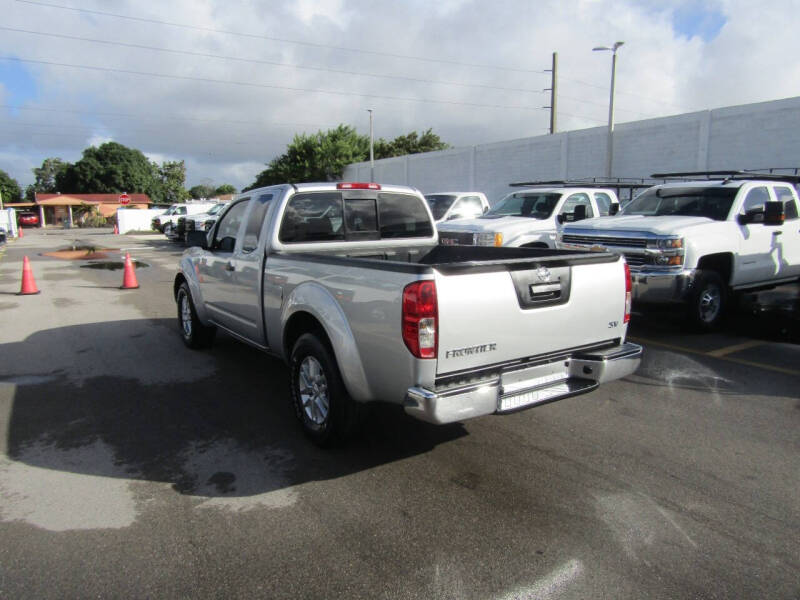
186,230 -> 208,249
557,214 -> 565,224
483,205 -> 489,214
764,201 -> 785,226
573,205 -> 587,221
609,203 -> 620,216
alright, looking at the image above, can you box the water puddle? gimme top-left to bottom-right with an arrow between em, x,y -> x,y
43,243 -> 120,261
80,260 -> 150,271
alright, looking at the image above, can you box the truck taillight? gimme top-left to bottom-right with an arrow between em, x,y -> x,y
624,261 -> 632,324
402,280 -> 437,359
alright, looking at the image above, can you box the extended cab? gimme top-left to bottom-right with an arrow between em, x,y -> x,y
174,182 -> 641,445
424,192 -> 489,223
438,185 -> 619,249
559,172 -> 800,329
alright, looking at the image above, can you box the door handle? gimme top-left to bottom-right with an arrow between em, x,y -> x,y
225,262 -> 235,271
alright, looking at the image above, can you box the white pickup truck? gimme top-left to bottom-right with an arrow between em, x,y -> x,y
437,184 -> 620,249
174,181 -> 641,445
424,192 -> 490,223
152,201 -> 216,236
560,172 -> 800,329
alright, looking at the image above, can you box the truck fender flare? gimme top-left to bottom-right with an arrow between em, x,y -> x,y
282,282 -> 372,402
175,258 -> 212,324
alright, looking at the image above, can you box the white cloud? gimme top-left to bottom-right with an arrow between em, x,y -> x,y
0,0 -> 798,190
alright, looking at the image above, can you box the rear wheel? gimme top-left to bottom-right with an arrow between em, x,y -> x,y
176,282 -> 216,349
687,270 -> 727,331
290,333 -> 362,446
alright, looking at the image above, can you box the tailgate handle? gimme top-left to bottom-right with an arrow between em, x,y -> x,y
510,266 -> 571,309
529,282 -> 561,297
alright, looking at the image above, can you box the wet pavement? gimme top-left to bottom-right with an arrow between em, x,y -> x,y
0,228 -> 798,599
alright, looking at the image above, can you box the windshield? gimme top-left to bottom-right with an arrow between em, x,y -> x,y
208,203 -> 225,216
486,192 -> 561,219
425,194 -> 458,220
621,187 -> 737,221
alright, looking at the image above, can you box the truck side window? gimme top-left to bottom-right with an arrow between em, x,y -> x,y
560,193 -> 594,221
279,193 -> 344,243
773,186 -> 799,220
177,206 -> 187,215
594,192 -> 613,216
212,199 -> 249,252
242,194 -> 273,253
378,193 -> 434,238
741,187 -> 770,221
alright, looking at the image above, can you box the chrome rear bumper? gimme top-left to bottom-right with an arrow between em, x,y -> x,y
404,342 -> 642,425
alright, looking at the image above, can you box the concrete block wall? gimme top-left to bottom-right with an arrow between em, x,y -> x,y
344,96 -> 800,204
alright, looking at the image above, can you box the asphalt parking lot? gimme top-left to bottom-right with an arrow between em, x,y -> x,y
0,229 -> 798,599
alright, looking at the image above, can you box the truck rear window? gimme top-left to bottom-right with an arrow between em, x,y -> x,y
279,192 -> 433,243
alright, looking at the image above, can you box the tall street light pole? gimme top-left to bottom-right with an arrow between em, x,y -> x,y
367,109 -> 375,182
592,41 -> 624,178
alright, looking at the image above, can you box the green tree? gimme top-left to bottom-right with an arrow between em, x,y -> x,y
158,160 -> 189,203
32,157 -> 68,193
0,169 -> 23,203
245,125 -> 449,190
214,184 -> 237,196
56,142 -> 160,198
188,184 -> 216,199
374,129 -> 449,159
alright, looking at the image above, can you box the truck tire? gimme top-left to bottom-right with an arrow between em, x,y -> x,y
687,270 -> 727,331
290,333 -> 361,446
176,282 -> 216,349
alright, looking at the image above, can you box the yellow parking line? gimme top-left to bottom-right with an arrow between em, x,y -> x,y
706,340 -> 765,357
629,336 -> 800,377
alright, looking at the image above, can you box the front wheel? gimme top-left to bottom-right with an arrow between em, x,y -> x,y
290,333 -> 362,446
687,270 -> 727,331
176,282 -> 216,349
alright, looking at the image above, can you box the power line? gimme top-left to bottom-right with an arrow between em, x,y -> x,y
0,56 -> 543,112
559,75 -> 693,112
0,26 -> 547,95
0,104 -> 320,128
15,0 -> 548,75
558,94 -> 659,118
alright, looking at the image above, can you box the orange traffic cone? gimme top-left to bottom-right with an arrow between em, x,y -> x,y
18,226 -> 24,238
18,256 -> 40,295
120,253 -> 139,289
113,224 -> 119,234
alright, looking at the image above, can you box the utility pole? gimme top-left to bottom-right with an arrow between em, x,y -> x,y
367,109 -> 375,182
544,52 -> 558,135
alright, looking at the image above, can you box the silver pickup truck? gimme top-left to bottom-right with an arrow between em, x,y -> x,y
174,182 -> 641,445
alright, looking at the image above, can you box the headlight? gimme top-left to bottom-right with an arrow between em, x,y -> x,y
474,232 -> 503,246
646,237 -> 684,267
647,237 -> 683,249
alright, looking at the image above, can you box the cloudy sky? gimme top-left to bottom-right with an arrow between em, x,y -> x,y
1,0 -> 798,192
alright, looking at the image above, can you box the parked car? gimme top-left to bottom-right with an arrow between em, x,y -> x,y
559,171 -> 800,329
175,181 -> 641,445
18,211 -> 40,227
424,192 -> 489,223
437,185 -> 620,249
